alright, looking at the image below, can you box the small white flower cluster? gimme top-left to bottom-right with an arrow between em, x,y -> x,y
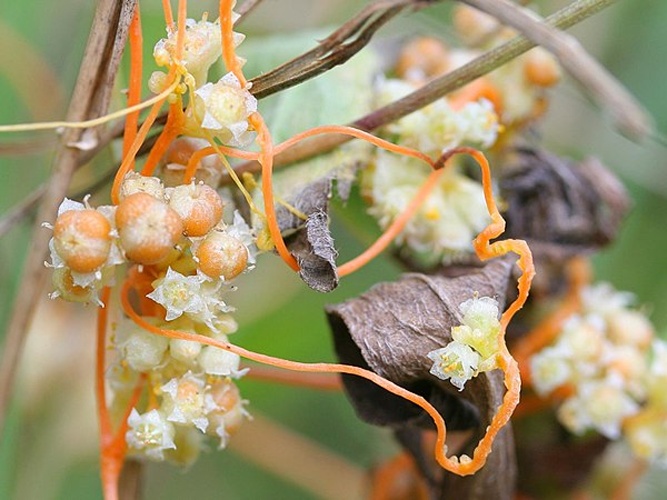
376,78 -> 499,157
362,71 -> 498,264
530,283 -> 667,465
112,314 -> 249,465
427,296 -> 502,391
151,13 -> 242,89
363,150 -> 491,264
148,10 -> 257,148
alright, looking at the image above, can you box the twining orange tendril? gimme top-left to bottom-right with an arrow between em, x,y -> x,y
512,256 -> 590,383
250,112 -> 300,269
120,145 -> 533,475
220,0 -> 246,85
182,145 -> 259,183
244,364 -> 343,392
140,102 -> 183,176
96,287 -> 146,500
111,0 -> 188,204
338,167 -> 442,276
161,0 -> 174,30
122,7 -> 143,167
272,125 -> 435,166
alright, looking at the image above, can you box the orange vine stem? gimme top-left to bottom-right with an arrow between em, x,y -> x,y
122,6 -> 143,167
250,112 -> 299,270
272,124 -> 435,167
182,145 -> 259,184
161,0 -> 174,30
220,0 -> 246,85
243,364 -> 343,391
140,102 -> 182,176
338,166 -> 442,276
111,74 -> 174,204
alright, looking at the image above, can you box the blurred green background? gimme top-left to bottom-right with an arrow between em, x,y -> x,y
0,0 -> 666,498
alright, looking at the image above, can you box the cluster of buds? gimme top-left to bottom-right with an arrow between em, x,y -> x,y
47,171 -> 257,465
530,283 -> 667,464
427,295 -> 502,391
362,5 -> 562,266
113,314 -> 249,466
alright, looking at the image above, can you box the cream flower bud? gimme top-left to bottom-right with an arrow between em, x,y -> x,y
169,338 -> 203,364
121,324 -> 170,372
197,345 -> 247,378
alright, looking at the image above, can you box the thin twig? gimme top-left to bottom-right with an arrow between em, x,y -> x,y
236,0 -> 265,23
248,0 -> 431,99
118,459 -> 144,500
461,0 -> 651,140
0,0 -> 137,439
231,0 -> 620,178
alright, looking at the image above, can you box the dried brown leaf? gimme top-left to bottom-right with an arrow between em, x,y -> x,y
326,256 -> 518,497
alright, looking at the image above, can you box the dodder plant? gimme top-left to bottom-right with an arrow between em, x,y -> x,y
0,0 -> 662,498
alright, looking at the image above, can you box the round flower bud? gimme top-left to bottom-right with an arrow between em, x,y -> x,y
167,183 -> 223,237
395,37 -> 450,82
453,5 -> 500,46
169,338 -> 203,364
206,379 -> 246,446
121,323 -> 170,372
197,345 -> 244,378
116,192 -> 184,265
523,48 -> 561,87
53,209 -> 112,273
195,231 -> 248,279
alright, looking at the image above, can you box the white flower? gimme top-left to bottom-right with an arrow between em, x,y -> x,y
452,296 -> 501,360
161,372 -> 209,432
193,73 -> 257,147
153,16 -> 241,87
579,378 -> 640,439
427,340 -> 481,391
126,409 -> 176,461
148,268 -> 207,321
530,345 -> 572,396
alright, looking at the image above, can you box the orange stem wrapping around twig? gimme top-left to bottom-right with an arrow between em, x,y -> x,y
122,6 -> 143,167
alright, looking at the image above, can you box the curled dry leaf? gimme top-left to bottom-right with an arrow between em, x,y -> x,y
326,256 -> 517,498
274,151 -> 366,292
500,147 -> 629,258
500,147 -> 629,297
